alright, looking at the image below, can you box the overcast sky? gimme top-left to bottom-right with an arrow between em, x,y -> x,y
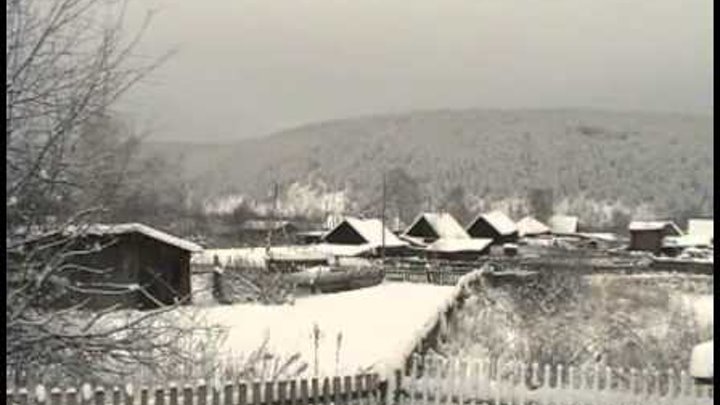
118,0 -> 713,142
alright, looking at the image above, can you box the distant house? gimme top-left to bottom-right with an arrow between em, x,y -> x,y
516,216 -> 552,237
322,217 -> 409,256
425,238 -> 493,261
548,215 -> 579,234
403,212 -> 469,244
466,210 -> 518,244
628,221 -> 682,254
11,223 -> 202,310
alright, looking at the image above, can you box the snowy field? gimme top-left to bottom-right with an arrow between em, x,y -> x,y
193,282 -> 458,379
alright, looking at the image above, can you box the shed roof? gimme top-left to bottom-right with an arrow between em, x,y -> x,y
426,238 -> 492,253
628,221 -> 682,235
69,223 -> 203,252
469,210 -> 517,236
663,234 -> 712,248
517,216 -> 551,237
405,212 -> 469,239
690,340 -> 713,379
548,215 -> 579,234
687,219 -> 713,240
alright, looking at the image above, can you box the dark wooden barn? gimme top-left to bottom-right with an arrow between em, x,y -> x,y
466,210 -> 519,245
13,223 -> 202,310
628,221 -> 682,254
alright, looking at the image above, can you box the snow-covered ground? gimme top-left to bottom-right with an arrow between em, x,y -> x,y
192,282 -> 458,379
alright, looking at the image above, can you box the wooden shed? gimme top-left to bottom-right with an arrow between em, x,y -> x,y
628,221 -> 682,254
15,223 -> 202,310
466,210 -> 519,245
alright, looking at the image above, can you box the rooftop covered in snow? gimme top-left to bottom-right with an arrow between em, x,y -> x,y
467,210 -> 517,237
404,212 -> 469,241
628,221 -> 682,235
517,216 -> 551,237
323,217 -> 407,247
64,223 -> 203,252
548,214 -> 579,234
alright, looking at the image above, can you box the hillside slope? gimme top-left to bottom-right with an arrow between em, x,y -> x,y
143,109 -> 713,223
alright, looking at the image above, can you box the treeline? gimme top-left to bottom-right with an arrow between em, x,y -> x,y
145,109 -> 713,232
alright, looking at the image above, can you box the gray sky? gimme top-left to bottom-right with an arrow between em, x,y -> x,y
119,0 -> 713,142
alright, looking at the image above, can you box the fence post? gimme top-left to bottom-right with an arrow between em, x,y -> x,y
251,382 -> 261,405
50,388 -> 63,405
666,368 -> 675,401
299,380 -> 309,405
310,378 -> 319,405
278,381 -> 288,405
124,384 -> 134,405
289,380 -> 298,405
630,368 -> 637,397
321,378 -> 330,405
197,381 -> 208,405
182,385 -> 194,405
222,384 -> 233,405
679,370 -> 688,400
343,376 -> 352,405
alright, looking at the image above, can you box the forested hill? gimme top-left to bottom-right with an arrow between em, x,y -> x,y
144,109 -> 713,224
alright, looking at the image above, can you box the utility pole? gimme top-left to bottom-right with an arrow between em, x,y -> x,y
381,172 -> 387,267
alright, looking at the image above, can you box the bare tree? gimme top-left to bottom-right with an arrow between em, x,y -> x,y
4,0 -> 220,385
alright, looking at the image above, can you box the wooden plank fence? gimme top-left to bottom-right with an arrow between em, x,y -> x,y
6,374 -> 383,405
398,353 -> 713,405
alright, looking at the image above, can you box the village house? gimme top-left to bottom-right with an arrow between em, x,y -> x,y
12,223 -> 202,310
403,212 -> 469,244
516,216 -> 552,238
322,217 -> 410,256
466,210 -> 518,245
628,220 -> 683,254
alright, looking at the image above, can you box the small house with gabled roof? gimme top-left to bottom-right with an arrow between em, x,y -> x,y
466,210 -> 518,245
403,212 -> 469,244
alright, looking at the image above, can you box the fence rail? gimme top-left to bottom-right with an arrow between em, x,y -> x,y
6,374 -> 383,405
399,353 -> 713,405
8,355 -> 712,405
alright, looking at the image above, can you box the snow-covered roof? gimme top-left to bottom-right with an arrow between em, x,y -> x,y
663,234 -> 712,248
426,238 -> 492,253
548,215 -> 579,234
64,223 -> 203,252
404,212 -> 469,239
328,217 -> 407,247
690,340 -> 713,379
469,210 -> 517,236
628,221 -> 682,235
516,216 -> 551,237
687,219 -> 713,240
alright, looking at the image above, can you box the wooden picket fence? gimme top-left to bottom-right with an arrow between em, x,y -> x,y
398,353 -> 713,405
6,374 -> 384,405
